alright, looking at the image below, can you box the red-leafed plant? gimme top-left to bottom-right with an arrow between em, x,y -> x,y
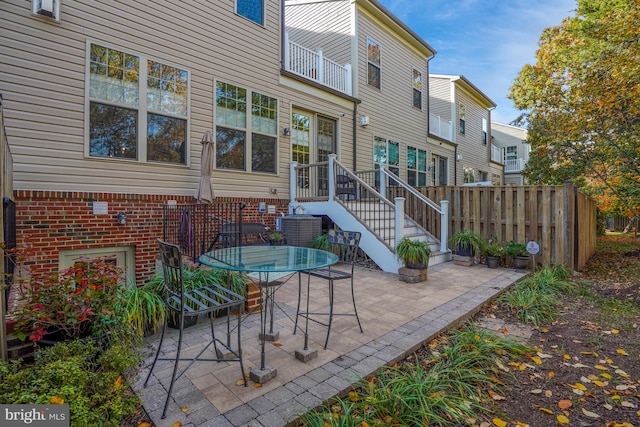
12,256 -> 123,342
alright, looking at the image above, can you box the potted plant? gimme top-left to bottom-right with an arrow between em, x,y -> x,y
450,230 -> 483,257
267,231 -> 286,246
396,238 -> 431,283
396,238 -> 432,269
481,239 -> 504,268
503,240 -> 530,269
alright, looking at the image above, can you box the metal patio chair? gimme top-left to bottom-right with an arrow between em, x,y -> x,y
294,229 -> 364,349
144,239 -> 247,419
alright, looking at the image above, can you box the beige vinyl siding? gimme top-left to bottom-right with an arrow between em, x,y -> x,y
1,0 -> 354,199
285,0 -> 351,65
455,88 -> 492,184
428,77 -> 453,121
353,9 -> 429,178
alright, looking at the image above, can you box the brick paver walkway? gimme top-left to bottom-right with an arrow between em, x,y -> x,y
134,261 -> 526,426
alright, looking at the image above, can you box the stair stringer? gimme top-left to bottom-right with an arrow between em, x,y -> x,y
299,200 -> 402,273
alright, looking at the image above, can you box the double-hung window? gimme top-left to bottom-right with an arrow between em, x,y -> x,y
482,117 -> 487,144
407,146 -> 427,186
236,0 -> 264,25
215,81 -> 277,173
459,103 -> 466,135
88,43 -> 189,164
367,38 -> 381,89
412,69 -> 422,109
373,136 -> 399,185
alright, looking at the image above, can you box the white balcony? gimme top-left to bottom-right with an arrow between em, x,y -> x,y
491,144 -> 502,164
284,32 -> 352,96
504,158 -> 526,173
429,113 -> 452,141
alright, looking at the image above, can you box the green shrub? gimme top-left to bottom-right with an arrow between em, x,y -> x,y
0,340 -> 141,427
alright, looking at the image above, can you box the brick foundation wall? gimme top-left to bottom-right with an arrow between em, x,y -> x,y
11,191 -> 289,312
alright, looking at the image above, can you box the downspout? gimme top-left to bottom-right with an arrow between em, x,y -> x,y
280,0 -> 286,71
454,145 -> 458,185
352,103 -> 358,171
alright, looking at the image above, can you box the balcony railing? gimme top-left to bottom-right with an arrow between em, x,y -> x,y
429,113 -> 452,141
491,144 -> 502,164
284,32 -> 352,96
504,158 -> 526,173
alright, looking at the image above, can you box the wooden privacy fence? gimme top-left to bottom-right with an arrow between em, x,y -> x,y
390,181 -> 597,271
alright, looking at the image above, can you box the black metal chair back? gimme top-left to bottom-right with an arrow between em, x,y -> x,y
144,239 -> 247,419
295,229 -> 364,349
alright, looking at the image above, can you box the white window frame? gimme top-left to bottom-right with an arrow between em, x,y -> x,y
367,38 -> 381,89
505,145 -> 518,161
459,103 -> 466,135
482,117 -> 487,144
407,146 -> 427,186
59,246 -> 135,284
412,69 -> 422,110
84,41 -> 190,165
214,80 -> 279,174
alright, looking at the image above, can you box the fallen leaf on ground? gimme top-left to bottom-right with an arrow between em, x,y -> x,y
492,418 -> 507,427
488,390 -> 505,400
558,399 -> 572,409
582,408 -> 600,418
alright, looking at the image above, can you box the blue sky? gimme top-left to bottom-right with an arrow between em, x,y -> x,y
377,0 -> 576,125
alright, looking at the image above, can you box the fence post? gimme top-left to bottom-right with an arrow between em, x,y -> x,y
317,49 -> 324,84
563,180 -> 575,270
344,63 -> 352,95
379,163 -> 386,198
440,200 -> 449,253
328,154 -> 336,200
284,32 -> 290,71
394,197 -> 405,249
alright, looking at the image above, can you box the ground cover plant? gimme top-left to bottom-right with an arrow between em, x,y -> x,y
298,234 -> 640,427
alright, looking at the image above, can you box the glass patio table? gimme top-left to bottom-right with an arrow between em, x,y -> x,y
199,245 -> 338,383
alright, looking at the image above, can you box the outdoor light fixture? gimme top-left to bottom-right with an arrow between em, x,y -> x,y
116,212 -> 127,225
360,116 -> 370,126
283,128 -> 291,136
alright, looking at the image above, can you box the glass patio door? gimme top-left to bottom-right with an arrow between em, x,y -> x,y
291,111 -> 336,197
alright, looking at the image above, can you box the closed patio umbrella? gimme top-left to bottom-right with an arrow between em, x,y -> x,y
196,131 -> 215,203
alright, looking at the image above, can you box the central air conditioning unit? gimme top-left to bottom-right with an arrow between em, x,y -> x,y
32,0 -> 60,21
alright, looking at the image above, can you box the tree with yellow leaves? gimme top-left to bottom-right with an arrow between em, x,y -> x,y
509,0 -> 640,225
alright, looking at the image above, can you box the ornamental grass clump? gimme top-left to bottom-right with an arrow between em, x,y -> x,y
299,323 -> 531,426
498,264 -> 574,326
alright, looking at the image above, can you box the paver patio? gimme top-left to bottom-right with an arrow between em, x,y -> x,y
134,261 -> 527,427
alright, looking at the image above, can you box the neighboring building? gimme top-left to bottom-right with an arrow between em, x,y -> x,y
491,122 -> 530,185
285,0 -> 437,185
428,74 -> 499,186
